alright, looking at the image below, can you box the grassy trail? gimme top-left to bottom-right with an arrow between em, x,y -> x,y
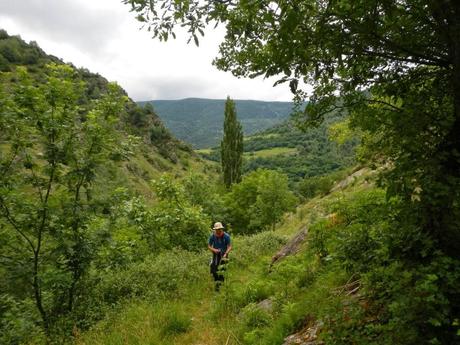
76,257 -> 263,345
76,193 -> 334,345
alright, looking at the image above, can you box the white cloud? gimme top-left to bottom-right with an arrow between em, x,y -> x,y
0,0 -> 294,101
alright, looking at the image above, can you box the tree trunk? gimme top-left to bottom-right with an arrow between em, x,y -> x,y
33,248 -> 49,333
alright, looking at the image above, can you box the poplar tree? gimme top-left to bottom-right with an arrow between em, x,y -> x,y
220,97 -> 243,188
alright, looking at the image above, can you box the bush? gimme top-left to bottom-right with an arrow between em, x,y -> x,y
308,188 -> 460,344
226,169 -> 297,234
76,249 -> 207,329
93,250 -> 207,303
233,231 -> 287,266
297,169 -> 349,200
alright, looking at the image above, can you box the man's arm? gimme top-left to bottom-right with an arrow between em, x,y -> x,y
223,244 -> 232,257
208,243 -> 220,254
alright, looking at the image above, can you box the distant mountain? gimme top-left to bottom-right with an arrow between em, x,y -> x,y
138,98 -> 294,148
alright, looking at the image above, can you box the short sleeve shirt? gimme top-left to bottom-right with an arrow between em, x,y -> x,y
208,232 -> 231,255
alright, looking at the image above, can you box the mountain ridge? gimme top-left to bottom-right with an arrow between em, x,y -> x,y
139,98 -> 295,148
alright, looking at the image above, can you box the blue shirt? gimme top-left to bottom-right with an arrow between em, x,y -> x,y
208,232 -> 231,255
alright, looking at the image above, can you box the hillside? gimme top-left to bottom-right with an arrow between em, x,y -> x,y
139,98 -> 294,148
199,116 -> 358,185
0,30 -> 213,197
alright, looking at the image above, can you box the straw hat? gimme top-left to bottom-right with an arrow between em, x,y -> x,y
212,222 -> 225,230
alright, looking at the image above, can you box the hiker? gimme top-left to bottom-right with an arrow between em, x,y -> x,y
208,222 -> 232,291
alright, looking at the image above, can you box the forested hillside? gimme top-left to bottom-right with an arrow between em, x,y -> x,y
0,30 -> 210,195
139,98 -> 294,148
199,115 -> 358,199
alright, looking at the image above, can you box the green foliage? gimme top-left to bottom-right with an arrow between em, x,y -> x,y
125,2 -> 460,342
0,31 -> 185,166
182,172 -> 227,221
231,231 -> 287,267
0,294 -> 46,345
90,249 -> 206,306
65,248 -> 207,335
306,189 -> 460,344
0,64 -> 129,335
0,32 -> 213,344
239,303 -> 273,329
120,174 -> 210,252
226,169 -> 297,234
221,96 -> 243,188
297,169 -> 350,200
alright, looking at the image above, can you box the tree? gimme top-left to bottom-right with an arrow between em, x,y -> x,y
124,174 -> 210,252
0,64 -> 127,333
220,96 -> 243,188
227,169 -> 297,234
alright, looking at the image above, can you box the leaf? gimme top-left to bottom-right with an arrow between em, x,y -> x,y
289,79 -> 298,93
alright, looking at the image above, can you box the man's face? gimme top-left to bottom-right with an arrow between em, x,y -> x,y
215,229 -> 224,237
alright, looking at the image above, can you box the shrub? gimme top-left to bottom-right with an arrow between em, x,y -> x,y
77,249 -> 207,328
233,231 -> 287,266
309,188 -> 460,344
226,169 -> 297,234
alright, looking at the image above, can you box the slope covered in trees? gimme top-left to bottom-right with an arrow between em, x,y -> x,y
0,29 -> 206,194
200,114 -> 358,197
139,98 -> 294,148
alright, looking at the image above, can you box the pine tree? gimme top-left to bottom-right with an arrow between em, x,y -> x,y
221,96 -> 243,188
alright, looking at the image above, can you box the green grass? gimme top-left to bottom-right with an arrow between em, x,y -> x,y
244,133 -> 280,141
195,148 -> 213,154
244,147 -> 297,159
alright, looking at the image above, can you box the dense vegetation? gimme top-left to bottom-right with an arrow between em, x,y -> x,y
76,169 -> 460,345
124,0 -> 460,343
0,31 -> 301,344
139,98 -> 294,148
0,31 -> 209,343
3,0 -> 460,341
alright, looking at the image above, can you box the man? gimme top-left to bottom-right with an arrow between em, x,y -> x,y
208,222 -> 232,291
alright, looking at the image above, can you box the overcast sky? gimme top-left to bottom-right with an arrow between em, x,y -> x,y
0,0 -> 294,102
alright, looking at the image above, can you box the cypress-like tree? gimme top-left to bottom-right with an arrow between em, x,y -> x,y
221,96 -> 243,188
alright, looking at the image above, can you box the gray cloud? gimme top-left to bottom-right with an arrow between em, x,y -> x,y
0,0 -> 295,102
0,0 -> 126,56
126,77 -> 208,101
